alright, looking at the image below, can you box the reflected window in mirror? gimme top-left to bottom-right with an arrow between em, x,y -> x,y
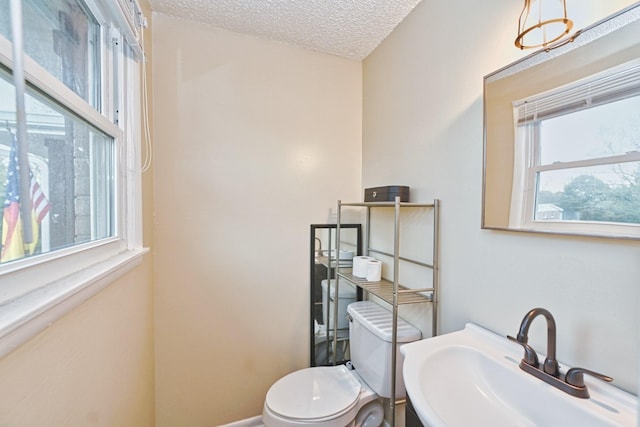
510,60 -> 640,237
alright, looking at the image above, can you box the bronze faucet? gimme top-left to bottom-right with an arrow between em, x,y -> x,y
508,307 -> 612,398
514,308 -> 560,376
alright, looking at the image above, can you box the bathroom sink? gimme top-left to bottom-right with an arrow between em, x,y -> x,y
401,324 -> 637,427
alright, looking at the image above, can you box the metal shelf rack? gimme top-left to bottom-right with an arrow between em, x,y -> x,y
334,197 -> 440,427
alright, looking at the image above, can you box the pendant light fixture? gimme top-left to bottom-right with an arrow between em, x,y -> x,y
515,0 -> 574,50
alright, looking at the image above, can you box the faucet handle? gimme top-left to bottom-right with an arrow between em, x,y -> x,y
565,367 -> 613,388
507,335 -> 539,367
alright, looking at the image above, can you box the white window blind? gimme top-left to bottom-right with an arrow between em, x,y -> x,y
86,0 -> 146,58
514,59 -> 640,124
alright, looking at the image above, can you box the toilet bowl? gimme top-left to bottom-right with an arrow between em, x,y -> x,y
262,365 -> 382,427
313,323 -> 350,366
262,301 -> 421,427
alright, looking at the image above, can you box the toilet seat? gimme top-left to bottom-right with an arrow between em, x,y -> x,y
265,365 -> 361,421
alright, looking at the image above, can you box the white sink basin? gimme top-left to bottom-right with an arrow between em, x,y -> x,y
401,324 -> 637,427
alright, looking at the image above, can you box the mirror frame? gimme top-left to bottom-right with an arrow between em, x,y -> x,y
309,224 -> 362,367
482,3 -> 640,239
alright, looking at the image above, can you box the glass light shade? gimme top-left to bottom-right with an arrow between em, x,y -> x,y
515,0 -> 573,49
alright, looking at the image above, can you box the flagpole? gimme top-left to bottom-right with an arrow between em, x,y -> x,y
10,0 -> 33,244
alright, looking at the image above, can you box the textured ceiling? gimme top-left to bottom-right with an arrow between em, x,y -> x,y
147,0 -> 423,60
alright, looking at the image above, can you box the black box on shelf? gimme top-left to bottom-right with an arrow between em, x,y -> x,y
364,186 -> 410,202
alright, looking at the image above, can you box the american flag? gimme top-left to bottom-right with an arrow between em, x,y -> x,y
1,136 -> 51,262
30,170 -> 50,223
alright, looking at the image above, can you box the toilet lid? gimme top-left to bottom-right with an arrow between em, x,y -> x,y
265,365 -> 361,421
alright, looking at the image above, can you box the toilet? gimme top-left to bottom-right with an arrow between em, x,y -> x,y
321,279 -> 357,330
262,301 -> 421,427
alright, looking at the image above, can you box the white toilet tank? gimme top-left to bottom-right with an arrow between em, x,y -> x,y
321,279 -> 357,330
347,301 -> 421,399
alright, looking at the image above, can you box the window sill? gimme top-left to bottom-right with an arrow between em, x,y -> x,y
0,247 -> 149,359
517,220 -> 640,240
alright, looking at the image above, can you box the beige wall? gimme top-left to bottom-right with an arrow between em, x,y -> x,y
363,0 -> 639,396
151,13 -> 362,426
0,261 -> 155,427
0,1 -> 156,426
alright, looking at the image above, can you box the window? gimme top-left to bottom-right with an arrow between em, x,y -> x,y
0,0 -> 101,107
0,70 -> 114,261
0,0 -> 146,355
510,59 -> 640,237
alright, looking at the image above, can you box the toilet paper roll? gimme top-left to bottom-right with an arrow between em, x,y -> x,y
352,256 -> 375,278
366,259 -> 382,282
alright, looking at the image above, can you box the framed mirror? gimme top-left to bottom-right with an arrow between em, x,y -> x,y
483,3 -> 640,239
310,224 -> 361,367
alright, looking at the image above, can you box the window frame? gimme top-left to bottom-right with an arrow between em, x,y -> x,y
0,0 -> 147,358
